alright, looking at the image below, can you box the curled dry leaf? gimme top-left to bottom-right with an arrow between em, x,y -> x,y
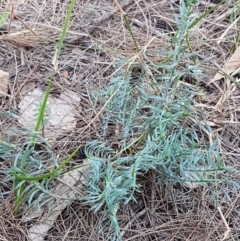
209,46 -> 240,84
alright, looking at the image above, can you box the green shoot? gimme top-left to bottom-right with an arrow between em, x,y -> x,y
12,0 -> 76,215
32,0 -> 75,141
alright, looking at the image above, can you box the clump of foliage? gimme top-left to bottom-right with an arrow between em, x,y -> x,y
82,0 -> 236,236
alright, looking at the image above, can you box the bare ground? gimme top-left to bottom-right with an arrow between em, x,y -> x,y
0,0 -> 240,240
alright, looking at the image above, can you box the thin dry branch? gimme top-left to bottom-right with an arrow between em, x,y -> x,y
217,207 -> 231,241
120,208 -> 147,239
88,0 -> 134,36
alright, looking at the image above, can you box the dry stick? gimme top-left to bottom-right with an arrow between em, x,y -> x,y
56,177 -> 84,196
169,214 -> 190,241
120,208 -> 147,239
208,195 -> 239,241
113,0 -> 126,14
124,219 -> 182,241
13,13 -> 37,36
86,0 -> 134,39
187,215 -> 209,240
217,16 -> 239,45
199,0 -> 216,7
8,5 -> 14,34
217,207 -> 231,241
131,18 -> 167,37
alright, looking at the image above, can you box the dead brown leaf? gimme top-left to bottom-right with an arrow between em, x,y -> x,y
209,46 -> 240,84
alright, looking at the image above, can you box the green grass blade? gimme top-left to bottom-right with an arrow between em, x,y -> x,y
33,81 -> 52,135
13,146 -> 80,181
54,0 -> 75,67
13,0 -> 76,214
123,15 -> 140,53
13,179 -> 25,215
32,0 -> 75,141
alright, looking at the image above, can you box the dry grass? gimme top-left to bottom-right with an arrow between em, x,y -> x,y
1,0 -> 240,240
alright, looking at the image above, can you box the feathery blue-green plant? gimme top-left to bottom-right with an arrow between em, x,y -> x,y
81,0 -> 237,238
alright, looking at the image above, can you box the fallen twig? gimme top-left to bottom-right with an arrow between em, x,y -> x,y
217,207 -> 231,241
120,208 -> 147,239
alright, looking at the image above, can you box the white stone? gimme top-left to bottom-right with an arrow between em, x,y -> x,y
18,87 -> 80,141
